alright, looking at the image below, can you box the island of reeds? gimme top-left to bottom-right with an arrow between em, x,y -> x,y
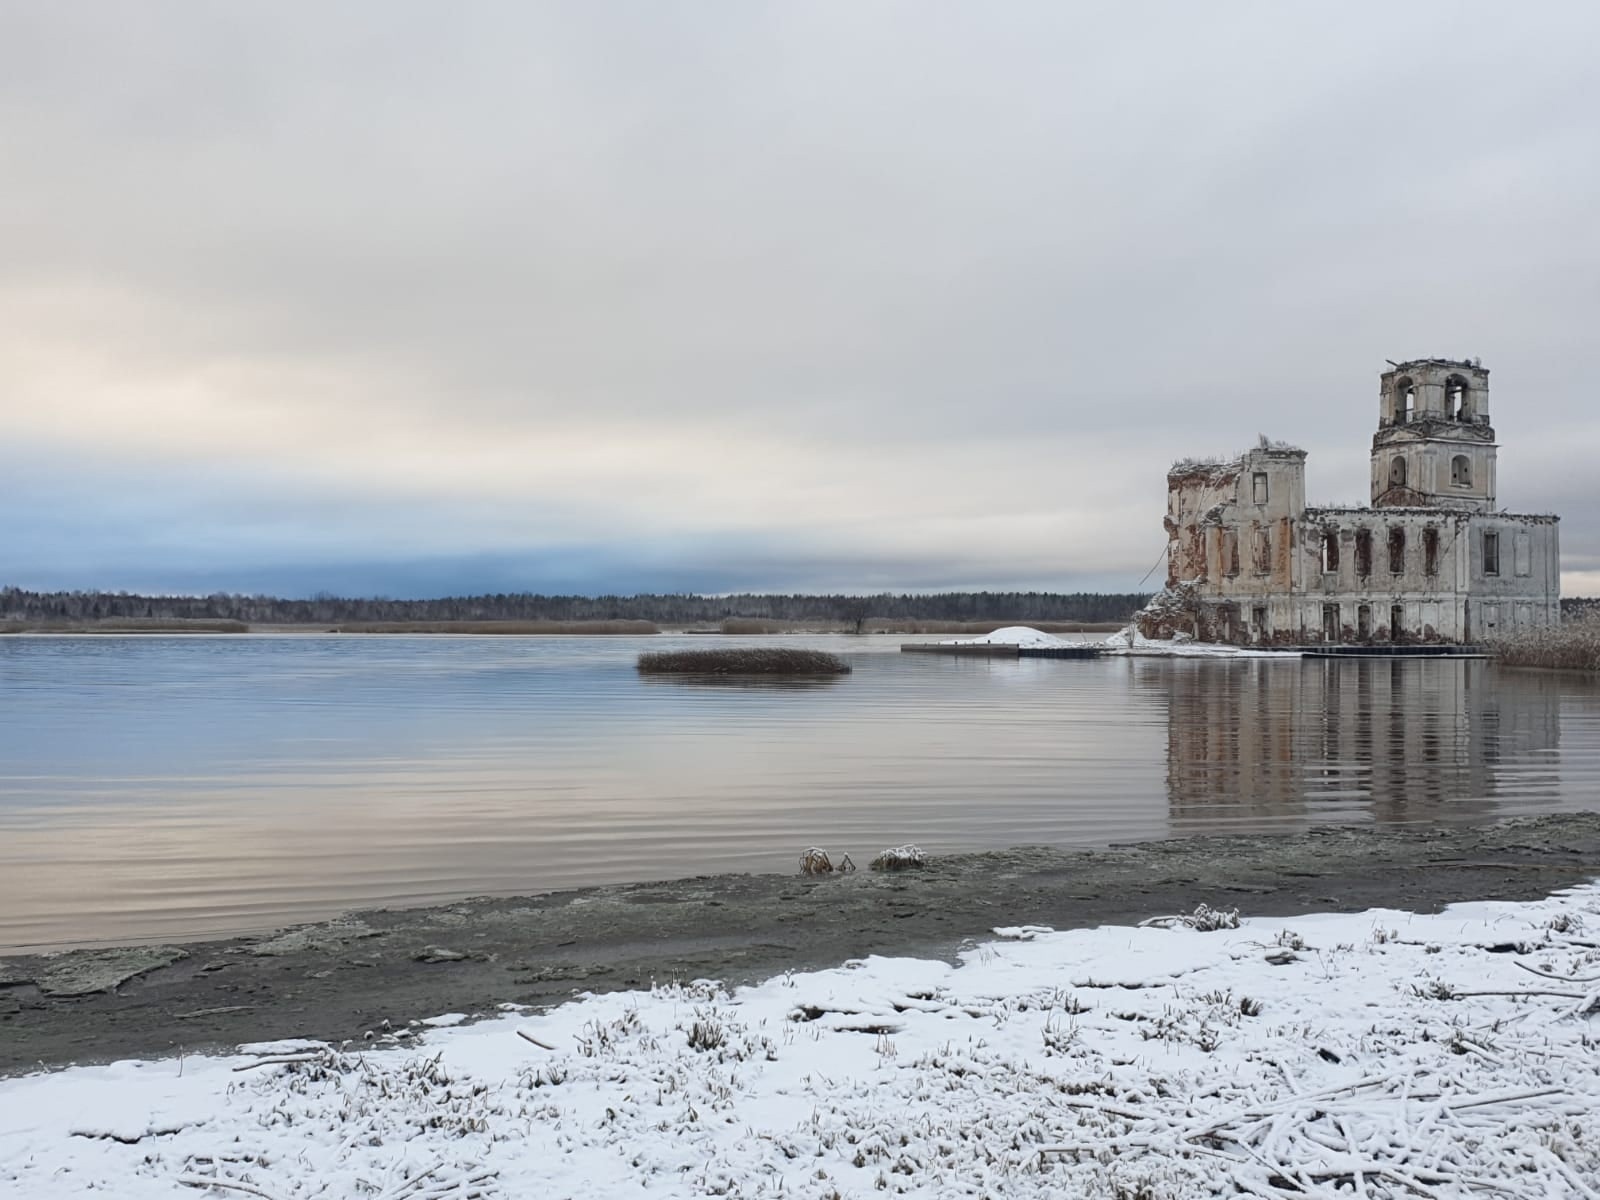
637,648 -> 851,676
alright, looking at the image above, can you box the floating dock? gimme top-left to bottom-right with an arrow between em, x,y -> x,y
1299,645 -> 1488,659
1301,648 -> 1489,660
900,643 -> 1105,659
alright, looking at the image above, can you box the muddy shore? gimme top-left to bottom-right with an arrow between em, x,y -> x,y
4,812 -> 1599,1076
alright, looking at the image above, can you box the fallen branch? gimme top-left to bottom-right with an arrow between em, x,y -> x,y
517,1030 -> 556,1050
1516,961 -> 1600,984
177,1176 -> 288,1200
230,1052 -> 326,1072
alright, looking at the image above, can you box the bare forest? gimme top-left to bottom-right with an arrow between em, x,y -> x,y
0,587 -> 1150,630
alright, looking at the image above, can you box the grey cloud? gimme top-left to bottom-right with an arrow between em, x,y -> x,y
2,2 -> 1597,594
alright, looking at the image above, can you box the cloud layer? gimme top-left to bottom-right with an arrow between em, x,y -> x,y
3,2 -> 1596,595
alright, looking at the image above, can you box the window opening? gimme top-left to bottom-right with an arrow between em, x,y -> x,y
1253,527 -> 1272,574
1423,527 -> 1439,576
1483,530 -> 1500,576
1357,604 -> 1372,640
1252,605 -> 1268,642
1355,529 -> 1373,577
1451,454 -> 1471,487
1390,456 -> 1407,489
1388,526 -> 1406,575
1395,377 -> 1415,424
1445,376 -> 1468,421
1390,605 -> 1405,643
1322,603 -> 1340,642
1222,528 -> 1240,576
1321,529 -> 1340,574
1252,472 -> 1268,504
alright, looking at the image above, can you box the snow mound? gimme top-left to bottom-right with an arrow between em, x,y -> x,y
940,625 -> 1068,648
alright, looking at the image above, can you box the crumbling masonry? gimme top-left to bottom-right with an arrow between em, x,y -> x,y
1137,358 -> 1560,645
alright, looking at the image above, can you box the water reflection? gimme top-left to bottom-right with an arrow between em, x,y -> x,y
637,674 -> 849,690
1,637 -> 1597,952
1152,659 -> 1566,831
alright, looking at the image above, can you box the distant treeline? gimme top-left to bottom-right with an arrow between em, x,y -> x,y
0,587 -> 1150,626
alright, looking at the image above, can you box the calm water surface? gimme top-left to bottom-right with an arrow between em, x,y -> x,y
2,634 -> 1597,952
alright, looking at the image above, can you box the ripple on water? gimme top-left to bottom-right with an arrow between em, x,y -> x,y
1,635 -> 1597,950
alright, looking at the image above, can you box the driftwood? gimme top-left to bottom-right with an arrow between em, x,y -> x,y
516,1030 -> 556,1050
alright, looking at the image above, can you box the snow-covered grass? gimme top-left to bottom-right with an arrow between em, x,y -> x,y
5,887 -> 1600,1198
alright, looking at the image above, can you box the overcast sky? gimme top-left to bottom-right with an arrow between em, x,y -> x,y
3,2 -> 1596,598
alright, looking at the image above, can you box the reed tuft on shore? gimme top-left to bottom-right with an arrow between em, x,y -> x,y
637,648 -> 851,676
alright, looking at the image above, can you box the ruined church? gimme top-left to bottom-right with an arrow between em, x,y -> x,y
1137,358 -> 1560,646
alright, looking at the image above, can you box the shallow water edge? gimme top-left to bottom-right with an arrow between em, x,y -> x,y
4,811 -> 1599,1075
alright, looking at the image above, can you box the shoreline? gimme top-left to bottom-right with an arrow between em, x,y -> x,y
0,619 -> 1127,636
5,811 -> 1600,1075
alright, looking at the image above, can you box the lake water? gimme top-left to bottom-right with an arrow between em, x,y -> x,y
2,635 -> 1598,953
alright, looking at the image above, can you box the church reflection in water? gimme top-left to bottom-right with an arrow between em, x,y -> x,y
1142,658 -> 1566,831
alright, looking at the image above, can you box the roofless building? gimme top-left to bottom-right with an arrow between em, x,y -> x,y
1138,358 -> 1560,646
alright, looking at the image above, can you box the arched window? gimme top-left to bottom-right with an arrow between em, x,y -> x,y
1451,454 -> 1472,487
1395,377 -> 1415,424
1445,376 -> 1469,421
1390,456 -> 1407,488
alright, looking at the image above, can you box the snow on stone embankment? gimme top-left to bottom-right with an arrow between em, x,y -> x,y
5,887 -> 1600,1198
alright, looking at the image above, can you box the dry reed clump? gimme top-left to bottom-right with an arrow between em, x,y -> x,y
637,648 -> 851,676
1138,903 -> 1241,932
799,847 -> 855,875
869,844 -> 925,871
1489,612 -> 1600,672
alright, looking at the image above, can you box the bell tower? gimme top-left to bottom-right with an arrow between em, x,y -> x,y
1371,357 -> 1496,511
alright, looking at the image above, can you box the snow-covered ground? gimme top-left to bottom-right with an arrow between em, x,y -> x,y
5,886 -> 1599,1199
